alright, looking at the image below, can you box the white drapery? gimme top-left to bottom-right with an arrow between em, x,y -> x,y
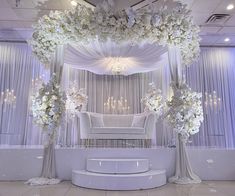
168,46 -> 201,184
186,47 -> 235,148
64,41 -> 168,75
0,43 -> 235,149
0,43 -> 47,145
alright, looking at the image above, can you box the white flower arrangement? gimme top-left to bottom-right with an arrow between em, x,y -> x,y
141,82 -> 164,118
66,83 -> 88,117
166,83 -> 204,139
29,0 -> 200,66
31,74 -> 66,132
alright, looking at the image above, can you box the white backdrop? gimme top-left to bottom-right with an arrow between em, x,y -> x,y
186,47 -> 235,148
0,43 -> 235,148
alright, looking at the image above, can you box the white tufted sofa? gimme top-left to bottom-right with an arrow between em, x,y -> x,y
79,112 -> 155,140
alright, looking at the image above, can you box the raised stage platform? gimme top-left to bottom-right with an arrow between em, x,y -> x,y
0,146 -> 235,181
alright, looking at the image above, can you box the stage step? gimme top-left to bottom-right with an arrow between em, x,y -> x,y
86,158 -> 149,174
72,169 -> 166,190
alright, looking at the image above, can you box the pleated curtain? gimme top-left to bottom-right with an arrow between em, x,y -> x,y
0,43 -> 235,148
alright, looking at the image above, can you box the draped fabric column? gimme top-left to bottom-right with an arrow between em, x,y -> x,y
168,46 -> 201,184
40,45 -> 65,179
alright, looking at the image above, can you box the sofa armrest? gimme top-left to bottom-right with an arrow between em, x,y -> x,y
79,112 -> 92,139
144,113 -> 156,138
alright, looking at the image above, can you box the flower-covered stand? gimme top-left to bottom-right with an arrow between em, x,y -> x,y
167,46 -> 203,184
26,70 -> 66,185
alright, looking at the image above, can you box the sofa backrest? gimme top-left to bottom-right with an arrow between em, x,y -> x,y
102,114 -> 133,127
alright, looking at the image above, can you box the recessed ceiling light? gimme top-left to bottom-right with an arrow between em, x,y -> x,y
227,4 -> 234,10
224,37 -> 230,42
71,0 -> 77,6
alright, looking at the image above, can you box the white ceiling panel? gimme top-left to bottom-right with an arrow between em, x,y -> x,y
215,35 -> 235,45
0,0 -> 11,8
13,9 -> 40,20
214,0 -> 235,14
191,12 -> 211,25
225,15 -> 235,25
0,20 -> 32,28
191,0 -> 222,13
200,35 -> 221,45
218,26 -> 235,34
200,26 -> 222,35
0,8 -> 18,20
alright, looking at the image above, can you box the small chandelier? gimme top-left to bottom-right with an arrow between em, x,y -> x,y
204,91 -> 222,110
0,89 -> 16,106
104,96 -> 130,114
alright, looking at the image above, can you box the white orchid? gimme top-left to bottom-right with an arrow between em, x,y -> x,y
31,74 -> 66,131
166,83 -> 204,139
66,84 -> 88,118
141,82 -> 164,118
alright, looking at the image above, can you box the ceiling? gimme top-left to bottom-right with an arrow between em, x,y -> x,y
0,0 -> 235,46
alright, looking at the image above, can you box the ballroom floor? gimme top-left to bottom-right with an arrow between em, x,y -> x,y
0,181 -> 234,196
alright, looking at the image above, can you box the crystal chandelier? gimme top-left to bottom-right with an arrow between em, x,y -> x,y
0,89 -> 16,106
204,91 -> 222,110
110,57 -> 125,75
104,96 -> 130,114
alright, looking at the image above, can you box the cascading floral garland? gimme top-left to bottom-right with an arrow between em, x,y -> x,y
29,0 -> 200,67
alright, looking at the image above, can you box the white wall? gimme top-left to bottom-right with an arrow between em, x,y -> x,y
0,146 -> 235,181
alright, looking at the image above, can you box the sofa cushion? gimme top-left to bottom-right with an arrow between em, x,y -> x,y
91,127 -> 145,134
90,113 -> 104,127
103,115 -> 133,127
131,114 -> 146,128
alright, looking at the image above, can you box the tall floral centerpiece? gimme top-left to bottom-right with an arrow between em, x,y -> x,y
66,83 -> 88,118
27,74 -> 66,185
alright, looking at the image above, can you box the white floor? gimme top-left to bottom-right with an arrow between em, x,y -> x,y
0,181 -> 234,196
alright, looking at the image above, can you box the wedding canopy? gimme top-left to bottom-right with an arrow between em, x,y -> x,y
29,0 -> 203,185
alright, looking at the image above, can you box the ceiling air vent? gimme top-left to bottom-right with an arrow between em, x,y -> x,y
206,14 -> 231,25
